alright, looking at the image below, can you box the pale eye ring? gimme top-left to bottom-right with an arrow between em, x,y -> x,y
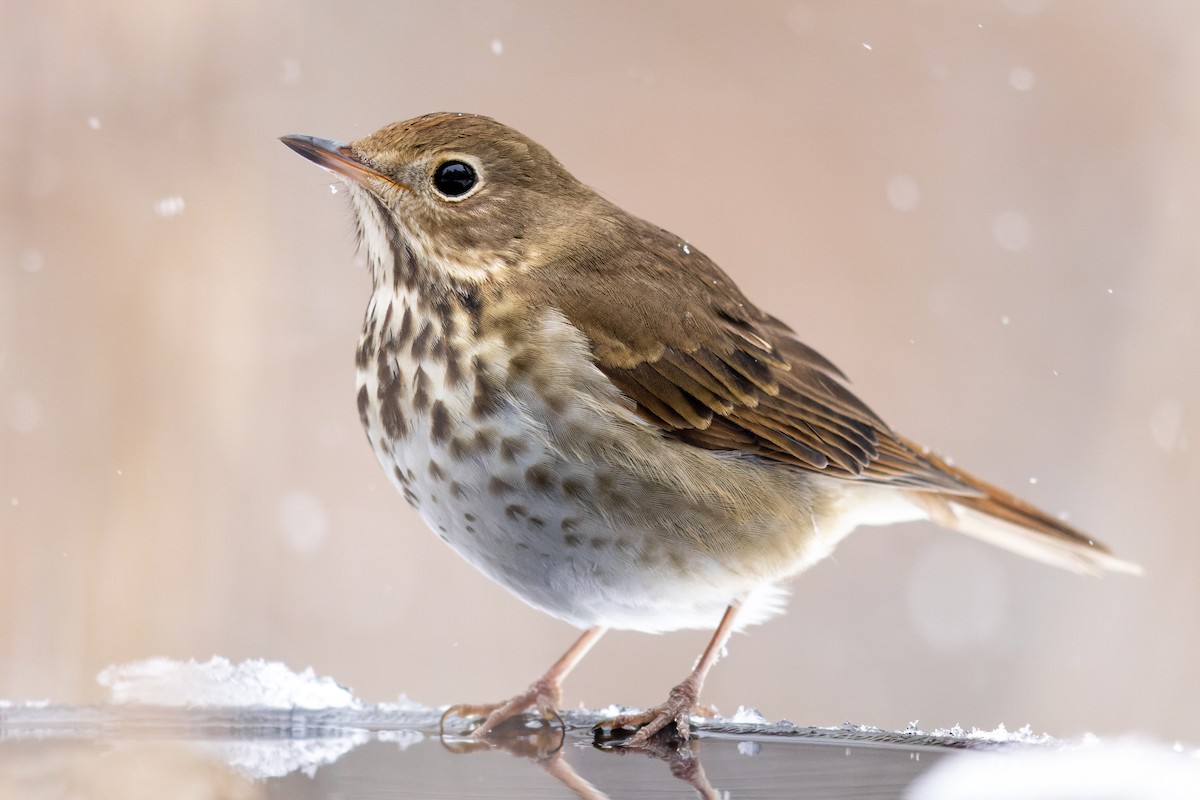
432,160 -> 477,198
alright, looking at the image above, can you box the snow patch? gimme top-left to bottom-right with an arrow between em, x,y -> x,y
909,737 -> 1200,800
97,656 -> 360,709
726,706 -> 769,724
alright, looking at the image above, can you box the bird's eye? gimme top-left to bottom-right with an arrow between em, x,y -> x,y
432,160 -> 477,198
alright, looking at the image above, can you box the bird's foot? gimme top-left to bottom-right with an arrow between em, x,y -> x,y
441,676 -> 564,739
593,680 -> 699,747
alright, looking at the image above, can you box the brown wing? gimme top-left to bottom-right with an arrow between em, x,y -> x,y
520,210 -> 976,494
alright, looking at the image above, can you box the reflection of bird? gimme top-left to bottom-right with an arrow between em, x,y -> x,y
282,113 -> 1139,746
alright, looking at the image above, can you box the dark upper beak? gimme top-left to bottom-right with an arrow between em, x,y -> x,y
280,134 -> 401,188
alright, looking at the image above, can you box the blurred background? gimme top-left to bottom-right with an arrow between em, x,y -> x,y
2,0 -> 1197,744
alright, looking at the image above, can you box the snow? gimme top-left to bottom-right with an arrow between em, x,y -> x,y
908,737 -> 1200,800
0,699 -> 50,708
76,660 -> 1200,787
97,656 -> 360,709
726,706 -> 769,724
153,195 -> 186,218
926,722 -> 1054,745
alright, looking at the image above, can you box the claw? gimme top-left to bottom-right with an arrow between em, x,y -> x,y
438,627 -> 606,740
593,682 -> 699,748
438,678 -> 565,740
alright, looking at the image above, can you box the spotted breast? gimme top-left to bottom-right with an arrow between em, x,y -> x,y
351,240 -> 834,634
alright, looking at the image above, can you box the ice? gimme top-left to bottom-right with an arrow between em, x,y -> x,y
0,699 -> 49,708
211,733 -> 369,779
97,657 -> 361,709
491,38 -> 503,55
927,722 -> 1053,745
909,737 -> 1200,800
153,195 -> 186,218
737,740 -> 762,756
377,729 -> 424,751
87,116 -> 101,129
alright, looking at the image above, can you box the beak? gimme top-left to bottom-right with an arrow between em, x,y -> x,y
280,134 -> 407,190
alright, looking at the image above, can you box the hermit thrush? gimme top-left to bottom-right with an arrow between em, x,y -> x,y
281,113 -> 1139,746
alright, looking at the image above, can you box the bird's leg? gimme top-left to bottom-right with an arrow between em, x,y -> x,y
443,626 -> 607,738
598,601 -> 742,747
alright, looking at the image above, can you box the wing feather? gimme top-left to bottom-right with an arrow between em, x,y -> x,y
512,207 -> 976,494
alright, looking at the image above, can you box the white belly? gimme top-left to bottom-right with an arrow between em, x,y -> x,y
355,294 -> 848,633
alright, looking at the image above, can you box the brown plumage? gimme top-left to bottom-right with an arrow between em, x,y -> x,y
505,209 -> 1135,574
282,112 -> 1139,747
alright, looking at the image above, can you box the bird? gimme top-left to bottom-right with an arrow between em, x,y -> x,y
281,112 -> 1140,747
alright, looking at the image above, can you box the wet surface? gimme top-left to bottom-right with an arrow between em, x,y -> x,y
0,705 -> 1006,799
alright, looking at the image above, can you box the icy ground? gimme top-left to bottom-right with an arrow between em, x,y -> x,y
1,657 -> 1197,795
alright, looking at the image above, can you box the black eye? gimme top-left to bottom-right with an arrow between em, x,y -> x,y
433,160 -> 477,197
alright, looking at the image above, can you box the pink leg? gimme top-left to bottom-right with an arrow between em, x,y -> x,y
446,626 -> 607,738
602,601 -> 742,746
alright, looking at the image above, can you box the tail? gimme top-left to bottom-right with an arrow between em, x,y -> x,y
906,439 -> 1142,577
